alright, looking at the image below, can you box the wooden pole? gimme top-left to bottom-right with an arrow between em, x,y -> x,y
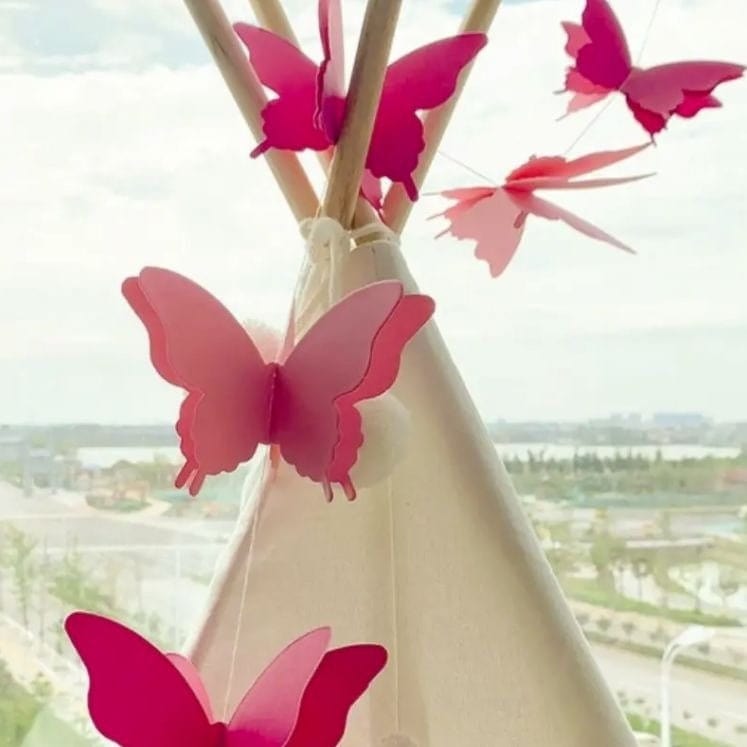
382,0 -> 503,232
248,0 -> 297,42
248,0 -> 383,230
320,0 -> 403,227
183,0 -> 319,221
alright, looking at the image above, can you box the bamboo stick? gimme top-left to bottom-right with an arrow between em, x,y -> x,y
182,0 -> 319,221
248,0 -> 297,42
382,0 -> 503,232
248,0 -> 382,230
321,0 -> 403,227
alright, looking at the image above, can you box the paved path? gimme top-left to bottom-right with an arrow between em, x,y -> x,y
4,481 -> 745,745
594,643 -> 747,746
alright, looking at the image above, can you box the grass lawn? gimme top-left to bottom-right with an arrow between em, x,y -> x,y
627,712 -> 732,747
0,659 -> 93,747
563,576 -> 741,627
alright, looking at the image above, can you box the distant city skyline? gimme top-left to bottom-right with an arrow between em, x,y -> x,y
2,410 -> 744,428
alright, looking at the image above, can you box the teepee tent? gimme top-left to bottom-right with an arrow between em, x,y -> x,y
175,1 -> 637,745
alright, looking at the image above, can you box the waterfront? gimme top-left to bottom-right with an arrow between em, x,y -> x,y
76,443 -> 743,469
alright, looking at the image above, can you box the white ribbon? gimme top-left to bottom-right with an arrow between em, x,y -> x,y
294,216 -> 400,336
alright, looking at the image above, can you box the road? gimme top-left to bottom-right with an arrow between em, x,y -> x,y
0,481 -> 228,644
594,643 -> 747,745
0,482 -> 233,547
3,481 -> 746,745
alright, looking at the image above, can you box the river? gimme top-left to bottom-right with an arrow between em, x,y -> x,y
76,443 -> 742,468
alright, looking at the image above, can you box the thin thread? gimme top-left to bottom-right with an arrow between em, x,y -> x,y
635,0 -> 663,64
436,1 -> 665,180
563,97 -> 615,155
385,473 -> 400,731
565,0 -> 664,154
436,150 -> 497,185
222,458 -> 268,718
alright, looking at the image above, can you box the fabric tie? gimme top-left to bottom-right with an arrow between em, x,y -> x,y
294,216 -> 400,336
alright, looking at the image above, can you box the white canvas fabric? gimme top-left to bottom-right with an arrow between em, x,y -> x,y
184,234 -> 637,746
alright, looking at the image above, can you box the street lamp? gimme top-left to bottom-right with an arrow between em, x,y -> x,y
659,626 -> 717,747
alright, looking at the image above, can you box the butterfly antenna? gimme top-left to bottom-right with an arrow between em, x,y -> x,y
436,150 -> 498,186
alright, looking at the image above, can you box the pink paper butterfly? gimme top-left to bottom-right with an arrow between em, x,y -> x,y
432,144 -> 651,278
234,0 -> 487,203
65,611 -> 387,747
123,269 -> 434,499
560,0 -> 744,136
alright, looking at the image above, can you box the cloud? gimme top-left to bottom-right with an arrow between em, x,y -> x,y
0,0 -> 745,423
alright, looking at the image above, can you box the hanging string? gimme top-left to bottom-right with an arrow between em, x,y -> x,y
562,97 -> 616,155
222,457 -> 268,718
385,473 -> 401,734
635,0 -> 663,63
565,0 -> 663,154
435,149 -> 497,185
438,0 -> 664,174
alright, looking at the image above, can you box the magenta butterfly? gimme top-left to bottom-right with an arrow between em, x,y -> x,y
234,0 -> 486,205
66,611 -> 387,747
560,0 -> 744,136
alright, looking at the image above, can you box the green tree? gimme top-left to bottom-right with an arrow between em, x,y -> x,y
632,558 -> 651,601
716,567 -> 739,610
4,525 -> 38,627
590,532 -> 624,591
621,620 -> 636,640
596,617 -> 612,635
49,549 -> 115,614
658,510 -> 673,539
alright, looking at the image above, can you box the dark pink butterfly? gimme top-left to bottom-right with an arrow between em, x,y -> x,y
123,269 -> 433,499
65,611 -> 387,747
432,144 -> 651,278
234,0 -> 486,203
560,0 -> 744,136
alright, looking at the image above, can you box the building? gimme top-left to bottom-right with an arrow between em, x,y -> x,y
651,412 -> 710,429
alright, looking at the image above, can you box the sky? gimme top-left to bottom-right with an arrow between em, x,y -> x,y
0,0 -> 745,424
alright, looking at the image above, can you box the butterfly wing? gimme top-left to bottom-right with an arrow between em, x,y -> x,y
560,0 -> 631,113
123,268 -> 274,495
433,187 -> 527,278
273,281 -> 433,498
167,654 -> 215,722
234,23 -> 330,155
504,144 -> 652,191
316,0 -> 346,140
622,61 -> 745,135
513,191 -> 634,253
284,644 -> 388,747
506,144 -> 648,183
65,612 -> 221,747
360,170 -> 384,215
574,0 -> 632,89
367,33 -> 487,201
225,628 -> 331,747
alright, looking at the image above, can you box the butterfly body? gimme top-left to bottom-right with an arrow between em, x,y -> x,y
124,269 -> 433,498
561,0 -> 744,135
